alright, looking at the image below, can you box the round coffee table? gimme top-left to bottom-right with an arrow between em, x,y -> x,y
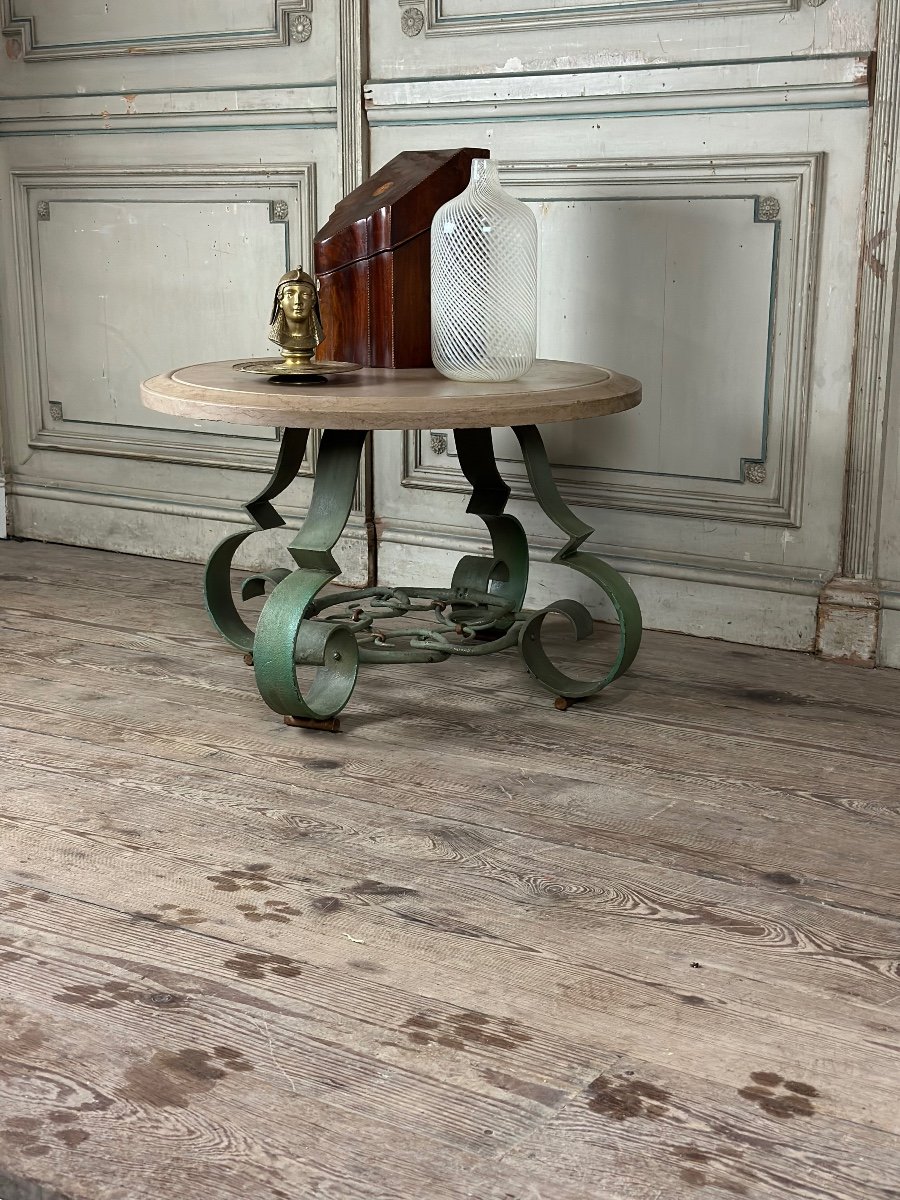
141,358 -> 642,731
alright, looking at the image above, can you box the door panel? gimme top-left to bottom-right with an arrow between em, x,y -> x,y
3,0 -> 308,53
0,5 -> 369,580
369,3 -> 875,648
28,182 -> 299,440
371,0 -> 874,76
878,300 -> 900,667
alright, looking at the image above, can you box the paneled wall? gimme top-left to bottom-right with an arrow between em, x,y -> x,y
0,2 -> 369,581
368,0 -> 896,658
0,1 -> 898,663
879,282 -> 900,668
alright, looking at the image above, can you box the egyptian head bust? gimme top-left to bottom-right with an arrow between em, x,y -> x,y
268,267 -> 323,364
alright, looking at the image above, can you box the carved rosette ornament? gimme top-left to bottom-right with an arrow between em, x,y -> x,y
744,461 -> 767,485
269,199 -> 290,223
289,12 -> 313,42
756,196 -> 781,223
401,6 -> 425,36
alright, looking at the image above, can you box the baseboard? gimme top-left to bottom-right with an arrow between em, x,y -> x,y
879,595 -> 900,668
376,520 -> 821,651
7,481 -> 370,586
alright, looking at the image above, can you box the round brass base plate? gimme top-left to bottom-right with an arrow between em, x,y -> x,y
233,358 -> 362,380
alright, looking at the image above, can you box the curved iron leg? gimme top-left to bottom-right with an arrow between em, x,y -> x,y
451,428 -> 530,627
513,423 -> 642,698
203,428 -> 310,652
252,428 -> 367,721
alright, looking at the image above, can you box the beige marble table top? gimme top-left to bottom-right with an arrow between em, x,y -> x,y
140,359 -> 641,430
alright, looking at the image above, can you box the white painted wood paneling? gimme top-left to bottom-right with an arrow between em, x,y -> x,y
29,184 -> 302,439
0,6 -> 369,581
402,151 -> 823,530
435,0 -> 790,18
0,0 -> 896,663
372,0 -> 875,77
530,197 -> 771,479
497,195 -> 772,480
366,56 -> 868,120
0,3 -> 336,95
877,286 -> 900,667
6,1 -> 293,45
0,87 -> 338,136
371,87 -> 869,647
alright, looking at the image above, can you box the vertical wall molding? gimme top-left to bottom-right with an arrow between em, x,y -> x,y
0,1 -> 316,60
10,167 -> 316,471
842,3 -> 900,580
399,0 -> 796,35
1,1 -> 316,60
337,0 -> 369,196
816,0 -> 898,664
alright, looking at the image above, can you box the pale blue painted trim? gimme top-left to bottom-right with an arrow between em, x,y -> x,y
0,82 -> 336,103
446,193 -> 779,486
366,51 -> 863,89
368,101 -> 867,126
430,0 -> 789,17
743,216 -> 782,476
0,122 -> 337,136
3,2 -> 306,53
47,418 -> 279,442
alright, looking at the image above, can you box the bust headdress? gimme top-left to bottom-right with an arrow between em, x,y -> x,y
267,266 -> 323,351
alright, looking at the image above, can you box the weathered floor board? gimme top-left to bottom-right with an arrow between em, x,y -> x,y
1,540 -> 899,1200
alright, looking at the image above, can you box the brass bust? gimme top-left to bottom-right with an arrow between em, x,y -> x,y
268,267 -> 323,367
232,264 -> 360,379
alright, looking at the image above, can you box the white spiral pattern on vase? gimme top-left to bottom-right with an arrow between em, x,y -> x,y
431,159 -> 538,382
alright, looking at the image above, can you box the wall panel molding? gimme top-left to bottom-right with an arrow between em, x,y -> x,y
10,166 -> 317,474
844,3 -> 900,580
397,0 -> 797,36
1,1 -> 314,61
403,153 -> 822,527
337,0 -> 369,194
7,475 -> 331,528
366,56 -> 869,124
0,85 -> 337,136
7,477 -> 370,580
378,513 -> 827,595
376,514 -> 821,649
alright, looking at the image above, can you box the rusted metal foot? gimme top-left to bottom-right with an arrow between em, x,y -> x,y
243,652 -> 254,667
554,696 -> 571,711
284,713 -> 342,733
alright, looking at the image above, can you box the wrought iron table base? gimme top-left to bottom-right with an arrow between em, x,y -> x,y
204,425 -> 642,728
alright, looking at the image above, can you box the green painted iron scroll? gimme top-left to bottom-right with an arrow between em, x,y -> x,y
252,428 -> 367,721
202,422 -> 642,725
513,423 -> 642,698
203,427 -> 310,653
451,427 -> 529,630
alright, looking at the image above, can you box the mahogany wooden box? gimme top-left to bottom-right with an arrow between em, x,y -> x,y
314,148 -> 489,369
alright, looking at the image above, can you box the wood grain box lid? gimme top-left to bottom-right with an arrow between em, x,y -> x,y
314,148 -> 489,275
313,148 -> 490,368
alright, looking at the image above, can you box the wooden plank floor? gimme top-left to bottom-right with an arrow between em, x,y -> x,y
1,539 -> 900,1200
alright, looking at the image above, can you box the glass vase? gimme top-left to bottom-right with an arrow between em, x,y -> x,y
431,159 -> 538,382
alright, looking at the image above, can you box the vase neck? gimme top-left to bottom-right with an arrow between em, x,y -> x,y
469,158 -> 500,194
